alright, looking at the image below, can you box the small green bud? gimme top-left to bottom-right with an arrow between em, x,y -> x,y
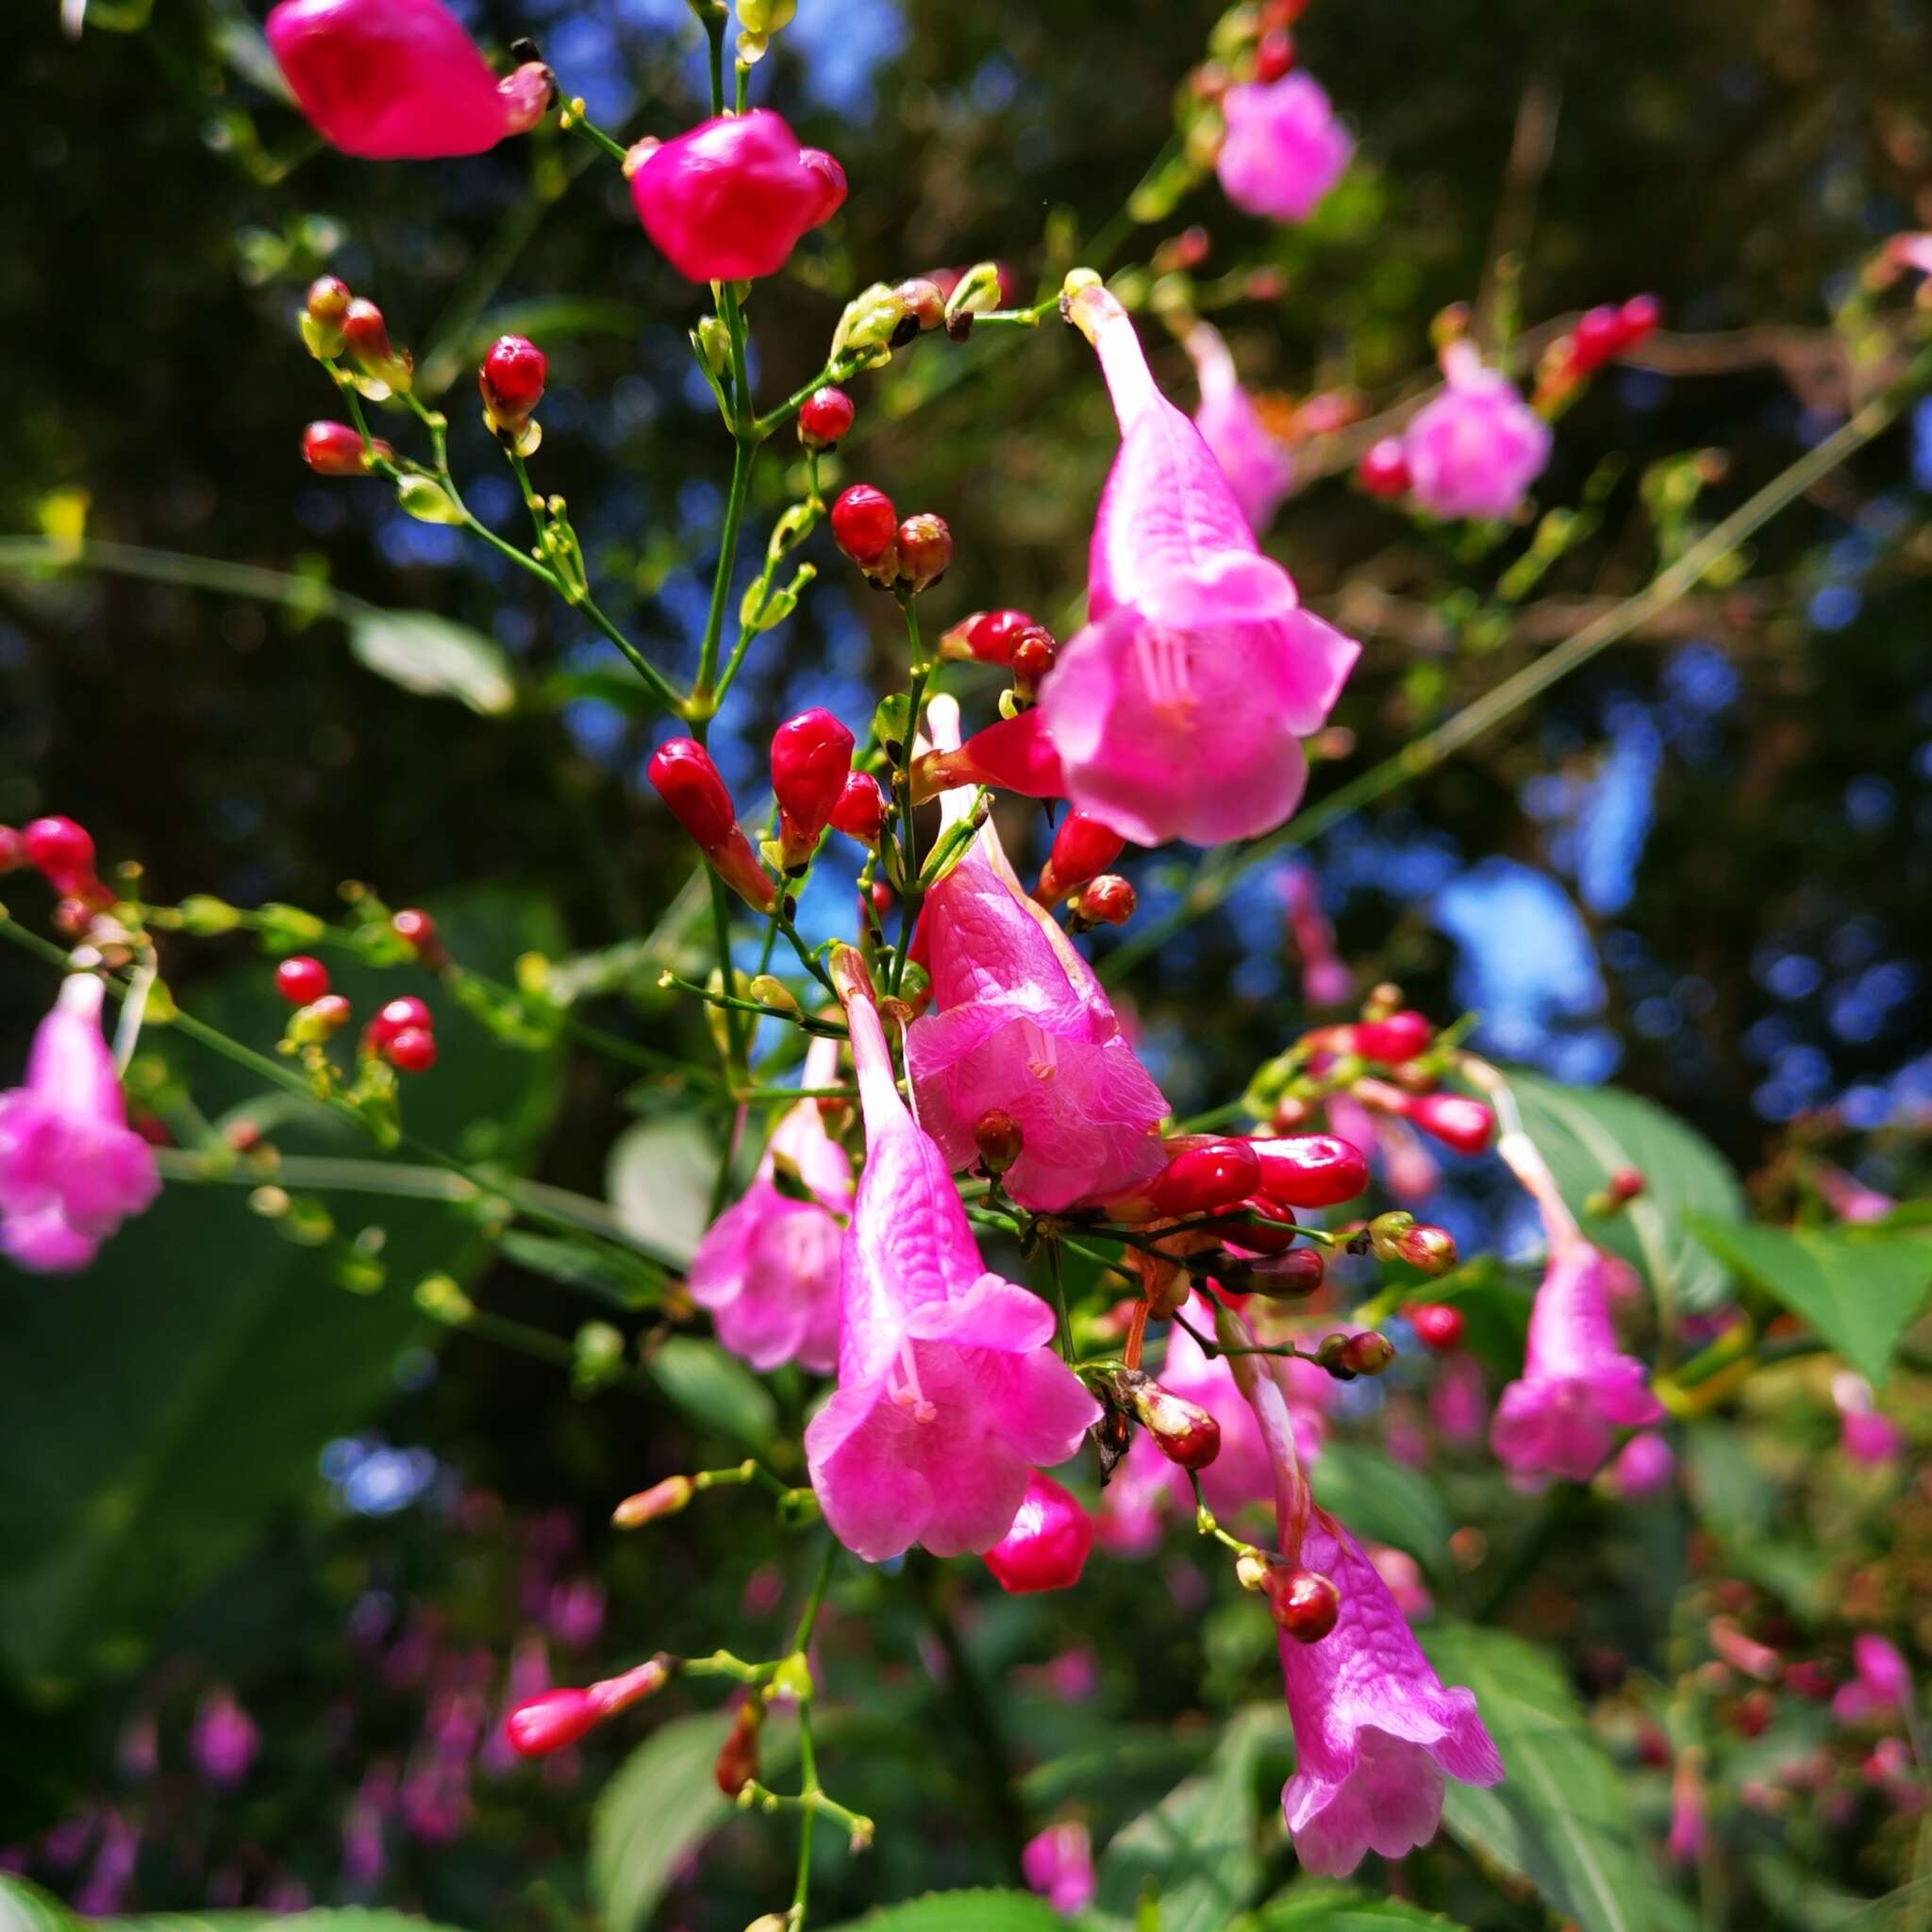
176,893 -> 242,936
415,1274 -> 475,1324
396,476 -> 464,525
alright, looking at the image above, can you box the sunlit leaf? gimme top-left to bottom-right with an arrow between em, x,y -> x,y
347,611 -> 517,716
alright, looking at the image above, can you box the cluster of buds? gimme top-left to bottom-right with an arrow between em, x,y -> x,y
939,608 -> 1058,712
272,953 -> 439,1074
1035,811 -> 1125,908
647,738 -> 777,913
1,815 -> 116,927
505,1654 -> 673,1757
768,708 -> 856,872
365,993 -> 440,1074
831,265 -> 1007,363
1313,1327 -> 1398,1381
1535,295 -> 1661,408
829,483 -> 952,594
479,333 -> 548,453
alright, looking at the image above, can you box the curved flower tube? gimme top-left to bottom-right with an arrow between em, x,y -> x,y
803,956 -> 1098,1561
1186,321 -> 1295,535
0,974 -> 159,1274
266,0 -> 549,160
1039,284 -> 1357,847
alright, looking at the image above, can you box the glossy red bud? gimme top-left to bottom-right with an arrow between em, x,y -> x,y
1128,1374 -> 1223,1470
648,737 -> 739,853
1074,874 -> 1136,926
1250,1134 -> 1370,1208
1357,438 -> 1411,499
1271,1565 -> 1341,1642
894,513 -> 952,592
984,1471 -> 1093,1593
713,1699 -> 762,1797
387,1025 -> 438,1073
798,385 -> 855,450
1340,1330 -> 1396,1376
830,484 -> 898,569
1237,1245 -> 1326,1298
1349,1008 -> 1433,1063
1148,1139 -> 1262,1218
22,815 -> 95,883
481,333 -> 547,429
505,1687 -> 602,1757
1406,1302 -> 1464,1351
1038,810 -> 1125,905
829,771 -> 887,845
368,995 -> 433,1049
772,708 -> 856,858
1253,25 -> 1295,79
275,956 -> 330,1006
391,908 -> 445,967
940,608 -> 1036,666
1227,1195 -> 1299,1255
1394,1224 -> 1458,1275
1405,1091 -> 1496,1156
302,421 -> 387,476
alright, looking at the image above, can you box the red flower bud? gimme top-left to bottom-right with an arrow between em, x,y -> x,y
1126,1373 -> 1222,1470
302,421 -> 389,476
1270,1565 -> 1341,1643
1619,293 -> 1661,345
831,484 -> 898,571
1037,810 -> 1125,906
275,956 -> 330,1006
798,385 -> 855,450
647,738 -> 776,913
1406,1302 -> 1464,1351
343,297 -> 411,391
894,513 -> 952,593
911,711 -> 1066,805
23,815 -> 95,884
1405,1091 -> 1495,1156
1073,874 -> 1137,927
1146,1139 -> 1262,1219
939,608 -> 1036,666
1254,25 -> 1295,79
480,333 -> 547,430
307,275 -> 352,325
370,995 -> 432,1045
829,771 -> 887,845
506,1687 -> 602,1757
387,1025 -> 438,1074
612,1474 -> 695,1527
1357,438 -> 1411,499
0,826 -> 25,873
1234,1245 -> 1325,1299
1394,1224 -> 1458,1275
1251,1134 -> 1369,1209
771,708 -> 856,863
1570,304 -> 1624,374
391,907 -> 445,967
1349,1008 -> 1433,1063
713,1699 -> 762,1797
1340,1329 -> 1396,1376
1609,1166 -> 1647,1203
974,1109 -> 1024,1175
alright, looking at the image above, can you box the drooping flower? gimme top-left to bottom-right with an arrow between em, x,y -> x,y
904,773 -> 1169,1213
1038,284 -> 1358,847
985,1471 -> 1095,1594
1833,1372 -> 1907,1466
804,956 -> 1098,1562
629,111 -> 846,283
1491,1239 -> 1664,1483
266,0 -> 550,160
689,1035 -> 851,1374
1277,1512 -> 1504,1875
0,973 -> 159,1274
1186,321 -> 1295,534
1833,1634 -> 1912,1726
1022,1819 -> 1096,1917
1216,73 -> 1354,225
1403,341 -> 1552,522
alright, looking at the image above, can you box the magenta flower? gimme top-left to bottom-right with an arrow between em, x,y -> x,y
689,1036 -> 852,1374
1216,73 -> 1354,224
1607,1430 -> 1676,1499
803,960 -> 1098,1561
1279,1512 -> 1504,1876
1039,285 -> 1358,847
1834,1634 -> 1912,1725
904,813 -> 1169,1212
1834,1373 -> 1907,1465
985,1471 -> 1095,1594
190,1687 -> 261,1787
1022,1819 -> 1096,1917
266,0 -> 549,160
1429,1352 -> 1488,1446
1491,1240 -> 1664,1483
1667,1752 -> 1707,1863
629,111 -> 846,283
1186,322 -> 1295,534
1403,341 -> 1552,522
0,973 -> 159,1274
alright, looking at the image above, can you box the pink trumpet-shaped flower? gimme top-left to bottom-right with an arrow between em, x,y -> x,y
266,0 -> 549,160
1186,322 -> 1295,534
1403,341 -> 1552,522
1833,1372 -> 1907,1466
804,959 -> 1098,1562
0,974 -> 159,1274
1022,1819 -> 1097,1917
689,1035 -> 852,1374
985,1471 -> 1095,1593
1040,286 -> 1358,848
1834,1634 -> 1913,1725
1216,73 -> 1354,225
1491,1239 -> 1664,1482
905,795 -> 1169,1213
1279,1512 -> 1504,1875
629,111 -> 846,283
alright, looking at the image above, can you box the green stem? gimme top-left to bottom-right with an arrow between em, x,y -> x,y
559,108 -> 630,165
889,602 -> 930,994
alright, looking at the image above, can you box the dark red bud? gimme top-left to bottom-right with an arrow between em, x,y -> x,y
893,277 -> 946,333
481,334 -> 548,429
343,298 -> 410,387
1074,874 -> 1137,926
1406,1092 -> 1496,1156
940,608 -> 1036,665
391,908 -> 445,966
387,1025 -> 438,1074
1251,1134 -> 1370,1208
798,385 -> 856,450
772,708 -> 856,858
308,992 -> 353,1036
1009,625 -> 1056,691
894,513 -> 952,592
1270,1565 -> 1341,1642
22,815 -> 95,882
830,484 -> 898,570
1238,1245 -> 1325,1298
1357,438 -> 1411,499
303,421 -> 388,476
275,956 -> 330,1006
1228,1195 -> 1298,1254
1609,1166 -> 1647,1203
713,1699 -> 762,1797
829,771 -> 888,845
648,737 -> 739,853
1349,1008 -> 1434,1062
1149,1139 -> 1262,1218
974,1109 -> 1023,1175
1407,1301 -> 1464,1351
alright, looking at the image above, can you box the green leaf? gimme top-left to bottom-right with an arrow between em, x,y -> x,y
1686,1218 -> 1932,1386
1248,1881 -> 1470,1928
347,610 -> 516,716
1310,1442 -> 1453,1573
1506,1070 -> 1746,1315
1421,1623 -> 1671,1932
816,1892 -> 1067,1932
0,1874 -> 80,1930
0,1882 -> 475,1932
1095,1705 -> 1289,1932
0,890 -> 565,1690
643,1336 -> 777,1454
591,1712 -> 796,1932
607,1116 -> 722,1267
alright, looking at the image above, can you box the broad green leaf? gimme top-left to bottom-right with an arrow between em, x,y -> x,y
1421,1623 -> 1672,1932
347,610 -> 516,716
607,1116 -> 721,1267
591,1711 -> 796,1932
1094,1704 -> 1289,1932
1686,1218 -> 1932,1386
1507,1070 -> 1745,1315
1310,1443 -> 1453,1573
0,1874 -> 80,1931
643,1336 -> 777,1454
816,1893 -> 1067,1932
1247,1881 -> 1470,1928
0,1884 -> 474,1932
0,890 -> 564,1689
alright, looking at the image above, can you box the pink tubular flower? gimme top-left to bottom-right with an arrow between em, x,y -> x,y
266,0 -> 549,160
191,1688 -> 261,1787
1403,341 -> 1552,522
985,1471 -> 1095,1594
1667,1751 -> 1707,1864
1278,1512 -> 1504,1875
1039,285 -> 1358,848
1186,322 -> 1295,534
1834,1634 -> 1912,1725
1491,1240 -> 1664,1483
1216,73 -> 1354,225
629,111 -> 845,283
904,770 -> 1169,1212
1023,1819 -> 1096,1917
0,974 -> 159,1274
803,957 -> 1098,1561
689,1035 -> 852,1374
1607,1430 -> 1676,1499
1834,1372 -> 1907,1465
